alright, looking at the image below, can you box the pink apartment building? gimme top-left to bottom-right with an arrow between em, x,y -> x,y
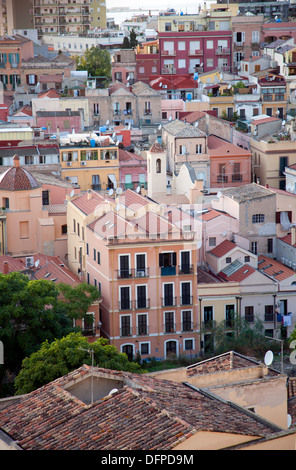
69,189 -> 199,361
0,155 -> 80,261
158,30 -> 232,76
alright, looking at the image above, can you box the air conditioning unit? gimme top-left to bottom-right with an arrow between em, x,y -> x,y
25,256 -> 34,268
137,270 -> 145,277
66,162 -> 72,166
81,161 -> 87,166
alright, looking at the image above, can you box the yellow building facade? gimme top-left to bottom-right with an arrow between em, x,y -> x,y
60,137 -> 120,192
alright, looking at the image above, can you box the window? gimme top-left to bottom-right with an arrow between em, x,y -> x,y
226,257 -> 231,264
138,314 -> 148,335
209,237 -> 216,247
120,315 -> 131,336
252,214 -> 265,223
265,305 -> 274,322
244,255 -> 250,262
163,283 -> 175,307
234,31 -> 245,44
93,248 -> 96,261
245,306 -> 254,322
156,158 -> 161,173
178,59 -> 186,69
42,190 -> 49,206
61,224 -> 67,235
279,156 -> 288,176
196,144 -> 202,154
267,238 -> 273,254
159,252 -> 176,275
165,23 -> 171,31
136,285 -> 147,309
97,251 -> 101,264
182,310 -> 192,332
251,241 -> 258,254
140,342 -> 149,354
164,311 -> 175,333
119,255 -> 130,278
120,287 -> 131,310
206,40 -> 213,49
204,306 -> 213,326
225,305 -> 235,327
19,221 -> 29,239
178,41 -> 186,50
184,339 -> 193,350
3,197 -> 9,209
181,282 -> 191,305
252,31 -> 260,44
207,58 -> 214,67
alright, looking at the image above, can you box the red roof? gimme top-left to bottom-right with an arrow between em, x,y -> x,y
70,191 -> 106,215
207,135 -> 251,157
258,255 -> 295,281
208,240 -> 237,257
219,264 -> 256,282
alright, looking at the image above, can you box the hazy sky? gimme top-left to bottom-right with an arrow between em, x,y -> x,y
107,0 -> 207,13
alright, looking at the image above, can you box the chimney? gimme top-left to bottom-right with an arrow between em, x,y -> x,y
87,189 -> 92,200
3,261 -> 8,274
292,225 -> 296,246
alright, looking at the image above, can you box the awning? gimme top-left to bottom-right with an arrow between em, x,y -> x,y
108,174 -> 117,189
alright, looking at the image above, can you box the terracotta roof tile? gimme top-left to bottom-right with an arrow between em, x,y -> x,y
258,255 -> 295,281
0,365 -> 281,450
208,239 -> 237,258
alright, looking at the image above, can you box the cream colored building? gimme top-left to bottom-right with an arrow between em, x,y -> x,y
32,0 -> 106,40
250,136 -> 296,190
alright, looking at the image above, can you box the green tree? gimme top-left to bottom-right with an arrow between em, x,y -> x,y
0,272 -> 100,391
14,332 -> 145,394
74,46 -> 111,85
121,29 -> 138,49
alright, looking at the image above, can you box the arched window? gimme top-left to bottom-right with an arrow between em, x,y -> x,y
156,158 -> 161,173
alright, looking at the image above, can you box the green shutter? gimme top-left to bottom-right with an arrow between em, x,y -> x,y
8,53 -> 12,63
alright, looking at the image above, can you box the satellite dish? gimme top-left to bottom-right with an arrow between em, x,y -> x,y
264,350 -> 274,366
70,189 -> 74,197
116,187 -> 123,195
108,188 -> 114,196
168,116 -> 172,121
194,121 -> 199,127
158,124 -> 162,130
106,120 -> 109,126
108,388 -> 118,396
287,414 -> 292,428
136,186 -> 141,193
35,259 -> 40,267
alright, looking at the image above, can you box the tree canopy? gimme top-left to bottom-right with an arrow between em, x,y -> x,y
74,46 -> 111,85
122,29 -> 138,49
0,272 -> 100,392
14,332 -> 145,394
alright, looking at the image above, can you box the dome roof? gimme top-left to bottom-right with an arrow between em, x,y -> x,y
0,155 -> 40,191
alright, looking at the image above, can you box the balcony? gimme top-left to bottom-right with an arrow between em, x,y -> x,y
178,264 -> 193,274
137,325 -> 149,336
119,300 -> 133,311
161,67 -> 176,75
245,314 -> 254,323
164,323 -> 176,334
120,327 -> 132,337
180,295 -> 193,306
189,49 -> 203,56
202,320 -> 216,329
182,322 -> 194,332
232,174 -> 242,182
116,269 -> 133,279
162,49 -> 176,56
160,266 -> 176,276
116,268 -> 149,279
215,47 -> 230,55
162,297 -> 177,308
135,299 -> 150,309
135,267 -> 149,278
264,313 -> 275,322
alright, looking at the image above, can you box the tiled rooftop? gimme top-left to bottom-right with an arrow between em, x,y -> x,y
0,365 -> 282,450
208,239 -> 237,258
